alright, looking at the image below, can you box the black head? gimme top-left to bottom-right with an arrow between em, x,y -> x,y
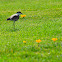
17,11 -> 22,14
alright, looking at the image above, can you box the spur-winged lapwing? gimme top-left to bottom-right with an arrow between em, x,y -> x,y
7,11 -> 22,30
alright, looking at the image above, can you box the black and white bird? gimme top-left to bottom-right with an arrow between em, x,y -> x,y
7,11 -> 22,30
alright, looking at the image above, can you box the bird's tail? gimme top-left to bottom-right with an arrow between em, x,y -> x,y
7,18 -> 11,20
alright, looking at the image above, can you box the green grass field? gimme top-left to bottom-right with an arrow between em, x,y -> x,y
0,0 -> 62,62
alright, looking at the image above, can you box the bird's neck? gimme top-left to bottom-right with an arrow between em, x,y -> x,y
16,13 -> 20,16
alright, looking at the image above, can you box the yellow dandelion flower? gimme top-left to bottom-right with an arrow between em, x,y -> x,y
52,38 -> 58,42
23,41 -> 26,43
21,15 -> 26,18
36,39 -> 41,43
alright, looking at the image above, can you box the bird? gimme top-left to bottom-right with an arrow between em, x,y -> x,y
7,11 -> 22,30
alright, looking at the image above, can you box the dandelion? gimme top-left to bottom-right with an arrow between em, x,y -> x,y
23,41 -> 26,43
36,39 -> 41,43
36,39 -> 41,46
52,38 -> 58,42
52,38 -> 58,47
21,15 -> 26,18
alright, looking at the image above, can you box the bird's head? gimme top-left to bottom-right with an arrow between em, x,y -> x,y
16,11 -> 22,15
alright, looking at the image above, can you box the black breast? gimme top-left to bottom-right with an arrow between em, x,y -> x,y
11,15 -> 19,21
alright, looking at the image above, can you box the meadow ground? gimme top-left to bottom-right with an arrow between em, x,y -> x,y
0,0 -> 62,62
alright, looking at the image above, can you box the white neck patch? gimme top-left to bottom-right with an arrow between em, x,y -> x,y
16,13 -> 21,15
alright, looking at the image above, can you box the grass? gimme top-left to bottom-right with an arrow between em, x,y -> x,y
0,0 -> 62,62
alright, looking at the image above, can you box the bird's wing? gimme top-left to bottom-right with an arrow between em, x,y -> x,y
11,15 -> 19,21
10,14 -> 18,19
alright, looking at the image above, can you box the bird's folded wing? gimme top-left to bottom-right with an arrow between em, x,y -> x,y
10,14 -> 18,19
11,15 -> 19,21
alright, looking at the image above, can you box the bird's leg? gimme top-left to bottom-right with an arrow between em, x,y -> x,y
13,20 -> 15,31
